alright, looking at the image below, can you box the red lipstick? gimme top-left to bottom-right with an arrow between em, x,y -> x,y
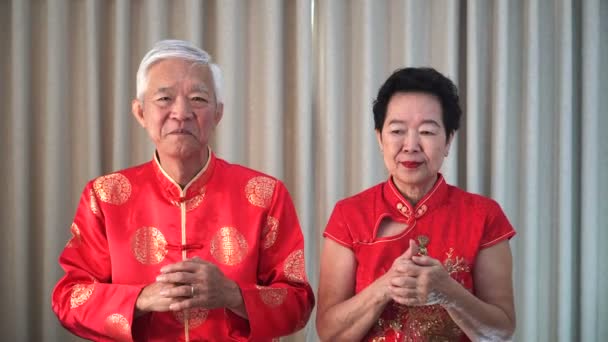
401,161 -> 422,169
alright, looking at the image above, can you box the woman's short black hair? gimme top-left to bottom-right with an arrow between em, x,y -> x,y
372,67 -> 462,138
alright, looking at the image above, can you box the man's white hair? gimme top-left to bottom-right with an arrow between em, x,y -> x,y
136,39 -> 223,104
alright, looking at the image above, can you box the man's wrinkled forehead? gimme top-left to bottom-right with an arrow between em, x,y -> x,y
147,59 -> 214,93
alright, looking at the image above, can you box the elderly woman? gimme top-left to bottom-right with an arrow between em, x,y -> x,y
316,68 -> 516,341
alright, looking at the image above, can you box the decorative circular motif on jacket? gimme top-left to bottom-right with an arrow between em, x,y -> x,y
256,285 -> 287,307
262,216 -> 279,249
284,249 -> 306,283
70,282 -> 95,309
245,176 -> 276,208
210,227 -> 248,266
131,227 -> 168,264
173,308 -> 209,328
93,173 -> 131,205
103,313 -> 131,342
66,223 -> 82,248
89,189 -> 100,216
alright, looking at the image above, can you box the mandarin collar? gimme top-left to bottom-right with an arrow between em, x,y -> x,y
383,173 -> 448,225
152,148 -> 215,202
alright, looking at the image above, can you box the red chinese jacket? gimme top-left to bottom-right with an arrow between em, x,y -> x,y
52,152 -> 315,341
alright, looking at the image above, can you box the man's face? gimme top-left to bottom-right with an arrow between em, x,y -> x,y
132,58 -> 223,161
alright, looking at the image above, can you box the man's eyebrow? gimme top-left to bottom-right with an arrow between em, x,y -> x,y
190,84 -> 210,93
153,87 -> 173,94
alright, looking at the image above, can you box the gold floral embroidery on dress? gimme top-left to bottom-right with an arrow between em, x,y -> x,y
256,285 -> 287,307
370,303 -> 406,339
170,188 -> 206,211
103,313 -> 131,342
370,303 -> 463,341
89,189 -> 100,216
443,248 -> 471,275
70,282 -> 95,309
173,308 -> 209,328
210,227 -> 248,265
284,249 -> 306,283
131,227 -> 168,264
262,216 -> 279,249
93,173 -> 131,205
66,223 -> 82,248
245,176 -> 276,208
368,248 -> 472,341
405,305 -> 463,341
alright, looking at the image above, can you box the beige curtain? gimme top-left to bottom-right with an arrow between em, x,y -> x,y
1,0 -> 606,341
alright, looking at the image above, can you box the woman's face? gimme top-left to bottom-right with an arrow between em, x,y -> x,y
376,92 -> 453,195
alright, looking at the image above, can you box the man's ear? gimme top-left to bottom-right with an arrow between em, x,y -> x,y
132,99 -> 146,127
214,103 -> 224,127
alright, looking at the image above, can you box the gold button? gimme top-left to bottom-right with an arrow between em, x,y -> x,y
397,203 -> 403,210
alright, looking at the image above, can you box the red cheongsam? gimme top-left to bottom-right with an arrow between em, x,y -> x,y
52,151 -> 315,342
323,174 -> 515,342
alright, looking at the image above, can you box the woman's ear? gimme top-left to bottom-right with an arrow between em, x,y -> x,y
445,132 -> 455,157
376,129 -> 383,152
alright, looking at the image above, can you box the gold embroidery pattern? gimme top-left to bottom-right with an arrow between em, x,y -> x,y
371,303 -> 463,341
70,283 -> 95,309
371,303 -> 405,338
284,249 -> 306,283
173,308 -> 209,328
103,313 -> 131,342
66,223 -> 82,248
368,249 -> 472,341
444,248 -> 471,275
93,173 -> 131,205
405,305 -> 462,340
245,176 -> 276,208
256,285 -> 287,307
210,227 -> 248,265
170,188 -> 206,211
262,216 -> 279,249
89,189 -> 100,216
131,227 -> 168,265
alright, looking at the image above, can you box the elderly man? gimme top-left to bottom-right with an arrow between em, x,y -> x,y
52,40 -> 314,341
